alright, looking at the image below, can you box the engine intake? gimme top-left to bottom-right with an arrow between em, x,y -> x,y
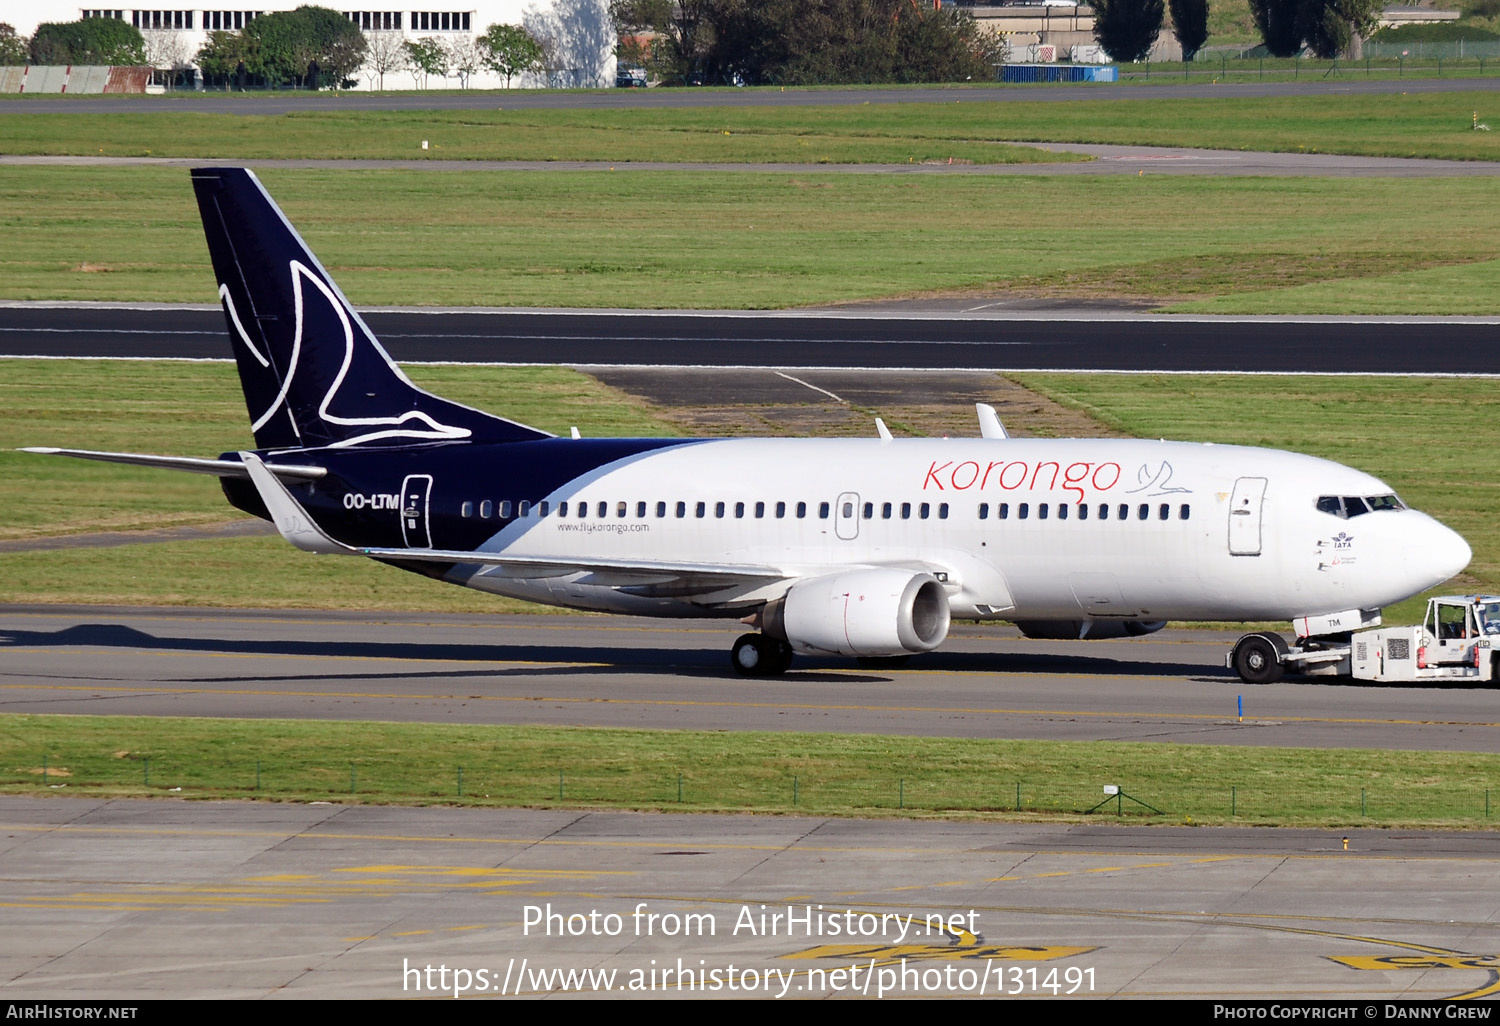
764,569 -> 951,657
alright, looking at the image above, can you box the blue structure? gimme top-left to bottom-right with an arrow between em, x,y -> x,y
1000,64 -> 1118,83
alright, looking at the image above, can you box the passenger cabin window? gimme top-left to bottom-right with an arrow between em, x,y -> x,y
797,502 -> 807,519
637,501 -> 647,518
883,502 -> 893,519
696,501 -> 706,518
479,500 -> 493,519
819,502 -> 831,519
657,501 -> 667,518
978,502 -> 989,520
500,500 -> 512,518
461,501 -> 473,517
676,501 -> 686,518
776,501 -> 787,518
558,501 -> 568,517
755,501 -> 765,518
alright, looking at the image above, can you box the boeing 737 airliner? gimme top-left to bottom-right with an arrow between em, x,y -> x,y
23,168 -> 1474,678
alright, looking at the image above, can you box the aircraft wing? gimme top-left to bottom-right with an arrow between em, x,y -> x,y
361,544 -> 786,583
20,447 -> 326,481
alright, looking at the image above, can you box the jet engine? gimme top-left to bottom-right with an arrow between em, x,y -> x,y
1014,620 -> 1167,640
763,568 -> 951,657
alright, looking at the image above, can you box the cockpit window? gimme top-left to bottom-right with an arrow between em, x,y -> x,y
1316,494 -> 1406,519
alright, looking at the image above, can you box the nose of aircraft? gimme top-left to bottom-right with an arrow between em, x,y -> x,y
1418,517 -> 1472,587
1436,521 -> 1473,580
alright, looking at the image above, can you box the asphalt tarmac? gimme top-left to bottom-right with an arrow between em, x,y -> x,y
6,606 -> 1500,751
5,798 -> 1500,1000
6,303 -> 1500,372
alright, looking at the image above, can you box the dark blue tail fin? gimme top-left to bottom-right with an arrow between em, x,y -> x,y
190,167 -> 550,450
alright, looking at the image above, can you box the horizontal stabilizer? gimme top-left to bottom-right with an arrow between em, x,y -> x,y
20,447 -> 325,480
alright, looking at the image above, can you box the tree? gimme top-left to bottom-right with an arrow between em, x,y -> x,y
195,29 -> 253,86
142,29 -> 190,86
30,18 -> 146,64
403,37 -> 448,88
643,0 -> 1001,87
607,0 -> 709,84
1168,0 -> 1209,61
1248,0 -> 1301,55
479,23 -> 545,87
241,6 -> 365,88
1093,0 -> 1165,62
362,31 -> 406,90
0,24 -> 29,65
1296,0 -> 1380,58
445,35 -> 484,88
1250,0 -> 1376,58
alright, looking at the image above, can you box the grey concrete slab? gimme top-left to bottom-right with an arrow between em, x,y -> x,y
4,799 -> 1500,999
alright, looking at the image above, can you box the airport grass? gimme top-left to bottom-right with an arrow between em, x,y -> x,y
2,361 -> 1495,620
0,360 -> 679,544
8,90 -> 1500,161
5,714 -> 1500,827
6,165 -> 1500,313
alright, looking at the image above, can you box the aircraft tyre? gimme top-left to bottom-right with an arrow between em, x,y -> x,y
1233,633 -> 1286,685
731,633 -> 793,677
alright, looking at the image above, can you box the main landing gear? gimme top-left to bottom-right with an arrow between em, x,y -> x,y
730,633 -> 794,677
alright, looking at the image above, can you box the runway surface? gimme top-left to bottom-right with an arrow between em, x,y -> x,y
6,606 -> 1500,751
5,76 -> 1500,114
5,797 -> 1500,999
6,303 -> 1500,373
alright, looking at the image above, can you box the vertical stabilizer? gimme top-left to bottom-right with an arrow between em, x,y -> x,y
191,167 -> 550,450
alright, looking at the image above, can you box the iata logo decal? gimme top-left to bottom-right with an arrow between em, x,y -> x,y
1333,532 -> 1354,550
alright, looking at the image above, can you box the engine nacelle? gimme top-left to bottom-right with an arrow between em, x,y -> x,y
764,569 -> 951,657
1015,619 -> 1167,640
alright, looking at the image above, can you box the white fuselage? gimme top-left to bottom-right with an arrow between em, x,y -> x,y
444,437 -> 1470,624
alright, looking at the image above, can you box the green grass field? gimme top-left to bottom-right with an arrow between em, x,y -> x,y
8,91 -> 1500,161
6,166 -> 1500,313
6,714 -> 1499,827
